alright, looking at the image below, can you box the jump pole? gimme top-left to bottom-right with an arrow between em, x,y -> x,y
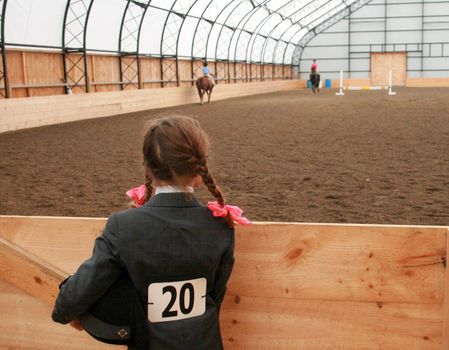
335,70 -> 345,96
388,69 -> 396,95
335,70 -> 396,95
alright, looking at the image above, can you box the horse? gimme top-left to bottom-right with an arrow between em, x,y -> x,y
309,72 -> 320,94
195,76 -> 214,105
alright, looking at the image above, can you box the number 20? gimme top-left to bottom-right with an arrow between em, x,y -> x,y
162,283 -> 195,318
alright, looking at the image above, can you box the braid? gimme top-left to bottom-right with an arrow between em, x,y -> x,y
143,171 -> 153,204
198,164 -> 234,228
198,165 -> 225,206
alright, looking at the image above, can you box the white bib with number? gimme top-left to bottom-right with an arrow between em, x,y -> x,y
147,277 -> 207,323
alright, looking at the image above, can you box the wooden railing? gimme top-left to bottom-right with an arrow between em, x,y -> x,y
0,215 -> 448,349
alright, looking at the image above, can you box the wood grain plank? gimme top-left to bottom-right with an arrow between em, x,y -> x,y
0,279 -> 124,350
220,294 -> 441,350
230,224 -> 446,304
0,216 -> 447,349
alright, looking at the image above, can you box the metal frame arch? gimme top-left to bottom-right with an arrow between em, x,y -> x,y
264,0 -> 343,68
266,20 -> 302,66
246,0 -> 300,66
173,0 -> 201,86
118,0 -> 131,90
228,0 -> 273,64
246,12 -> 286,67
277,0 -> 347,68
259,0 -> 304,65
205,0 -> 242,61
242,0 -> 313,65
118,0 -> 151,90
159,0 -> 190,86
0,0 -> 9,98
160,1 -> 185,56
119,0 -> 151,54
135,1 -> 152,57
203,0 -> 244,82
62,0 -> 95,94
188,0 -> 217,84
293,0 -> 367,67
175,0 -> 200,59
226,0 -> 273,81
207,1 -> 252,83
190,0 -> 219,59
245,13 -> 285,79
213,0 -> 254,61
290,0 -> 372,73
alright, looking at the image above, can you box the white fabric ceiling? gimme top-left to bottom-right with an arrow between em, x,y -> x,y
3,0 -> 369,65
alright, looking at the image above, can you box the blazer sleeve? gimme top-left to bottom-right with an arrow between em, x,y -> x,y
51,213 -> 123,324
210,229 -> 235,312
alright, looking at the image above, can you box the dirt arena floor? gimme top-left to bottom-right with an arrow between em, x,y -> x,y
0,87 -> 448,226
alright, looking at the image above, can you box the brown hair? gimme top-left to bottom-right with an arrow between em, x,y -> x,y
142,115 -> 231,224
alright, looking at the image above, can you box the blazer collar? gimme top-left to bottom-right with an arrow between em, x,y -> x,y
145,193 -> 202,208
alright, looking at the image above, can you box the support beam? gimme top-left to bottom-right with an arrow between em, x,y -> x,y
0,237 -> 66,307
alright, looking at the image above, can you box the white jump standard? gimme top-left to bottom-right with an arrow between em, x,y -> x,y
335,70 -> 396,96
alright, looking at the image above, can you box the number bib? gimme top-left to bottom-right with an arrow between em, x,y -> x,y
147,277 -> 207,323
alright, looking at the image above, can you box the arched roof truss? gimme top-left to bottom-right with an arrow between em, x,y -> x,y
1,0 -> 375,91
62,0 -> 94,92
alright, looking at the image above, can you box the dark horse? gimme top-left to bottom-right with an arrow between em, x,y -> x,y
309,72 -> 320,94
195,76 -> 214,105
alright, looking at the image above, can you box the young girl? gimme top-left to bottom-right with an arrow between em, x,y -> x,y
52,115 -> 249,349
202,61 -> 215,86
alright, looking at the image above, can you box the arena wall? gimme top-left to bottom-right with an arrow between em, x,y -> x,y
0,49 -> 293,99
300,0 -> 449,81
0,79 -> 304,133
0,216 -> 448,349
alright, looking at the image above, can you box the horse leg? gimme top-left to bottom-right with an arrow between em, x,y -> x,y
198,88 -> 204,105
196,85 -> 203,105
207,90 -> 211,104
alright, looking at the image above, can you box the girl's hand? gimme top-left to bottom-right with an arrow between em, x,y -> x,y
70,320 -> 84,331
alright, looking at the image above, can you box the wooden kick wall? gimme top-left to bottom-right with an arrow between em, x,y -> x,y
0,49 -> 293,99
0,216 -> 448,350
0,78 -> 304,133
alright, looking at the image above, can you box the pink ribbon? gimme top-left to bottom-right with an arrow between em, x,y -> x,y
207,201 -> 251,225
126,184 -> 147,208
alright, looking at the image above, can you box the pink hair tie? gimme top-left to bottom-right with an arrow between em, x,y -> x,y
207,201 -> 251,225
126,184 -> 147,208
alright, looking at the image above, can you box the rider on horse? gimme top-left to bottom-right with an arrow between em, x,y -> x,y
309,59 -> 320,93
203,61 -> 215,86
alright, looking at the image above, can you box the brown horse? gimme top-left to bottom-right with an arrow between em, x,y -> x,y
195,76 -> 214,105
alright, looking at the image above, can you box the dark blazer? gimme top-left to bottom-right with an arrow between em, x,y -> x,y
52,193 -> 235,350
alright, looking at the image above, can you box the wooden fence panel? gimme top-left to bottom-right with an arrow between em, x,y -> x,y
91,55 -> 121,93
0,216 -> 447,349
140,57 -> 162,89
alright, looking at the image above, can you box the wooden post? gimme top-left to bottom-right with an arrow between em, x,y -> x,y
138,57 -> 144,90
91,55 -> 96,93
4,75 -> 12,98
21,51 -> 29,97
443,228 -> 449,350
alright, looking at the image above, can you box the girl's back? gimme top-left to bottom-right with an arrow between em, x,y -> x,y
52,116 -> 246,350
113,193 -> 234,349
